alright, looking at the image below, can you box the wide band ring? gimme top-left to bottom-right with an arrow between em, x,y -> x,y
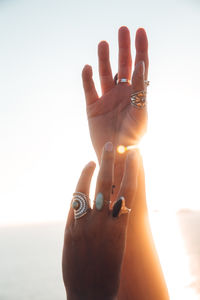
130,90 -> 147,109
72,192 -> 90,219
117,78 -> 131,84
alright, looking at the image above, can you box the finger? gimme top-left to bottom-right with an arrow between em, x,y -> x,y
132,60 -> 145,91
82,65 -> 99,105
134,28 -> 149,80
98,41 -> 114,94
130,61 -> 147,126
118,26 -> 132,82
94,142 -> 114,215
117,150 -> 139,212
66,161 -> 96,227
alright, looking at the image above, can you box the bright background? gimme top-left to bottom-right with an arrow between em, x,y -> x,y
0,1 -> 200,299
0,0 -> 200,225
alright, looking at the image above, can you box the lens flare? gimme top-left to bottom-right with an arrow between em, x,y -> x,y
117,145 -> 126,154
117,144 -> 138,154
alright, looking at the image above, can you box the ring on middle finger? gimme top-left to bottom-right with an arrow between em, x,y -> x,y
114,73 -> 131,85
95,193 -> 110,211
117,78 -> 131,84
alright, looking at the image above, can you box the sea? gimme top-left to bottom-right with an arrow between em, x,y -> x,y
0,211 -> 199,300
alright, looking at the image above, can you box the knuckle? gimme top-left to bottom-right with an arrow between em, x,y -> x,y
98,175 -> 111,188
125,182 -> 135,193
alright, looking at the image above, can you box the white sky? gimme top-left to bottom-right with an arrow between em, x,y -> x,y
0,0 -> 200,225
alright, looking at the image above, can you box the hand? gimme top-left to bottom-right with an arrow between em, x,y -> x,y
62,142 -> 139,300
82,26 -> 149,160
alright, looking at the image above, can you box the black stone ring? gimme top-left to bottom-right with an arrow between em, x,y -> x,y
112,196 -> 131,218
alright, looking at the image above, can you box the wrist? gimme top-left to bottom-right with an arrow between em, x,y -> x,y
67,291 -> 117,300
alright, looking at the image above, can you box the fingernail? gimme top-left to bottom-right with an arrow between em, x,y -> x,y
87,161 -> 96,168
105,142 -> 113,152
95,193 -> 104,210
112,198 -> 123,218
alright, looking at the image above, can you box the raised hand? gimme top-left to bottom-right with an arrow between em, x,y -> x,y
62,143 -> 139,300
82,26 -> 149,160
81,26 -> 169,300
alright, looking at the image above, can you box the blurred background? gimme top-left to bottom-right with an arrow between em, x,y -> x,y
0,0 -> 200,299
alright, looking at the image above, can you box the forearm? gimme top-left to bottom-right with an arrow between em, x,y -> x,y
118,157 -> 169,300
67,291 -> 117,300
96,148 -> 169,299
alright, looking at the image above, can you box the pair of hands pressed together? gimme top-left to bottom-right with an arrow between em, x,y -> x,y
62,27 -> 169,300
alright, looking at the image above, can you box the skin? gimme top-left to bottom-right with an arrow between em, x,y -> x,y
62,143 -> 139,300
82,26 -> 148,160
82,27 -> 170,299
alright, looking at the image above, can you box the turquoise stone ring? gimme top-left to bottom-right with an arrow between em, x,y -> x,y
95,193 -> 104,211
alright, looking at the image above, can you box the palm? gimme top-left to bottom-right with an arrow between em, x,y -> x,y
82,27 -> 148,160
87,84 -> 147,158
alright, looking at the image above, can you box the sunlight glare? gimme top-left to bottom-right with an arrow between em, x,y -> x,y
117,144 -> 139,154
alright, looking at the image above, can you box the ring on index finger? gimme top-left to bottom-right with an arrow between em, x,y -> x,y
72,192 -> 90,220
95,192 -> 111,211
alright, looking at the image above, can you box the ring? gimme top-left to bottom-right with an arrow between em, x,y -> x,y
72,192 -> 90,219
144,80 -> 150,86
95,192 -> 111,211
130,90 -> 147,109
112,196 -> 131,218
114,73 -> 118,85
117,78 -> 131,84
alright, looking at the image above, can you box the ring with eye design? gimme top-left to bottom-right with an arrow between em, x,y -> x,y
72,192 -> 90,219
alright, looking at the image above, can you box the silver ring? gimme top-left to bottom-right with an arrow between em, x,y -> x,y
130,90 -> 147,109
117,78 -> 131,84
144,80 -> 150,86
72,192 -> 90,219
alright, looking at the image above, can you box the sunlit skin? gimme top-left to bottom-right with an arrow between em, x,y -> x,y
63,145 -> 139,300
82,27 -> 169,300
82,27 -> 148,161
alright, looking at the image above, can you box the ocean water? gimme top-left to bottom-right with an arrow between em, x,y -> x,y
0,223 -> 66,300
178,211 -> 200,298
0,212 -> 200,300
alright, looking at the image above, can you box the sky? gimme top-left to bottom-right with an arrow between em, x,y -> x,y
0,0 -> 200,225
